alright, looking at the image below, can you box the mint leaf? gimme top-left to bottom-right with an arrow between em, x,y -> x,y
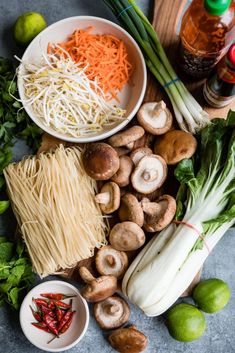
0,200 -> 10,214
0,242 -> 14,262
8,287 -> 20,309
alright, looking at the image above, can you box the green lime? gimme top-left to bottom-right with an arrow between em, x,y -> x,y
193,278 -> 230,313
13,12 -> 46,45
166,303 -> 206,342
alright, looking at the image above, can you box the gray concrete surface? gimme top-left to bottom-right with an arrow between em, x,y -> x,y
0,1 -> 234,353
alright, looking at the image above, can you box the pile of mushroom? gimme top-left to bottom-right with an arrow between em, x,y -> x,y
81,100 -> 198,353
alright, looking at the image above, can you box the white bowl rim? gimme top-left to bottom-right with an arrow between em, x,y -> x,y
18,15 -> 147,143
19,280 -> 89,352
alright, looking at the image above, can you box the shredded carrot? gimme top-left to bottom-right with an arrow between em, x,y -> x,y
48,27 -> 133,101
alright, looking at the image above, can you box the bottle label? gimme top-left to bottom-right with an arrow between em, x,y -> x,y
217,58 -> 235,84
203,82 -> 235,108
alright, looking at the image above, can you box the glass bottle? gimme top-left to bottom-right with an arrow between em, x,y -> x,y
203,43 -> 235,107
179,0 -> 235,78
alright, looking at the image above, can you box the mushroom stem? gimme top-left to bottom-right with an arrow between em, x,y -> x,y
95,192 -> 111,205
107,303 -> 120,315
141,199 -> 160,218
126,142 -> 134,150
152,100 -> 166,117
79,266 -> 96,284
106,254 -> 116,267
142,169 -> 158,182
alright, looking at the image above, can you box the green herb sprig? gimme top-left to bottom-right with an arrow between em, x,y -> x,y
0,236 -> 34,309
0,57 -> 42,204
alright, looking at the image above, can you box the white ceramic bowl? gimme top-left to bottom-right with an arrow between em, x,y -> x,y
20,280 -> 89,352
18,16 -> 147,143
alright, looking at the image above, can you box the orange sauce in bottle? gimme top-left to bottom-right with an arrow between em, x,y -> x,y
179,0 -> 235,78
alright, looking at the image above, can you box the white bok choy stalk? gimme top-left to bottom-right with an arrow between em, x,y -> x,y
122,111 -> 235,316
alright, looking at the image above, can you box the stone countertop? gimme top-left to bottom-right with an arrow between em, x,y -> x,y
0,1 -> 234,353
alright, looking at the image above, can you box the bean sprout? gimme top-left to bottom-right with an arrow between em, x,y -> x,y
18,53 -> 126,137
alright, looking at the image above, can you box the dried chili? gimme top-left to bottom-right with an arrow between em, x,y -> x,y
56,307 -> 63,322
43,314 -> 59,336
40,305 -> 56,318
33,298 -> 48,308
30,305 -> 42,322
58,311 -> 75,333
31,322 -> 50,333
52,300 -> 71,309
41,293 -> 75,300
60,313 -> 74,334
30,293 -> 76,341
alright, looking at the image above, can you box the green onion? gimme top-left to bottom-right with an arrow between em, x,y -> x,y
104,0 -> 210,134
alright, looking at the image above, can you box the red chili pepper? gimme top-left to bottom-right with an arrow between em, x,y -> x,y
30,305 -> 42,322
32,322 -> 50,333
58,311 -> 75,333
60,313 -> 74,334
40,293 -> 75,301
47,300 -> 56,310
43,314 -> 59,336
40,305 -> 56,318
56,307 -> 63,322
52,300 -> 71,309
33,298 -> 48,308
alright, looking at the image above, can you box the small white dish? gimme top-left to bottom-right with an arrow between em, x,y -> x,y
20,280 -> 89,352
18,16 -> 147,143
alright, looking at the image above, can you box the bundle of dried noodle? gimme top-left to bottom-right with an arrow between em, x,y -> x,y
4,145 -> 107,277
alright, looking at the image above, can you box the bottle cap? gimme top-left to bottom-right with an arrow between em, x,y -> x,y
204,0 -> 231,16
227,43 -> 235,68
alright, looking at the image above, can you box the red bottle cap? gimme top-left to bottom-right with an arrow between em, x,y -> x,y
227,43 -> 235,67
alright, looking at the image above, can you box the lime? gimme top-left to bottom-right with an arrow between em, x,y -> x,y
193,278 -> 230,313
166,303 -> 206,342
13,12 -> 46,45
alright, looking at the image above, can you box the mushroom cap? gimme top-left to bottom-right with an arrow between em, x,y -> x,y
131,154 -> 167,194
111,156 -> 134,187
137,101 -> 172,135
95,182 -> 120,214
118,193 -> 144,227
108,126 -> 145,148
108,326 -> 148,353
94,295 -> 130,330
154,130 -> 197,165
83,143 -> 120,180
81,275 -> 117,302
143,194 -> 176,232
130,147 -> 153,166
109,221 -> 145,251
95,245 -> 128,279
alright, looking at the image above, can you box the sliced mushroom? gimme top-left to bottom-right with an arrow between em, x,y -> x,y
130,147 -> 153,166
95,182 -> 120,214
108,325 -> 148,353
131,154 -> 167,194
118,193 -> 144,227
141,195 -> 176,232
83,143 -> 119,180
94,295 -> 130,330
108,126 -> 145,150
137,101 -> 172,135
79,266 -> 117,302
111,156 -> 134,187
96,246 -> 128,279
109,221 -> 145,251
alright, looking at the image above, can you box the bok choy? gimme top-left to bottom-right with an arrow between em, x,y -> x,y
122,110 -> 235,316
